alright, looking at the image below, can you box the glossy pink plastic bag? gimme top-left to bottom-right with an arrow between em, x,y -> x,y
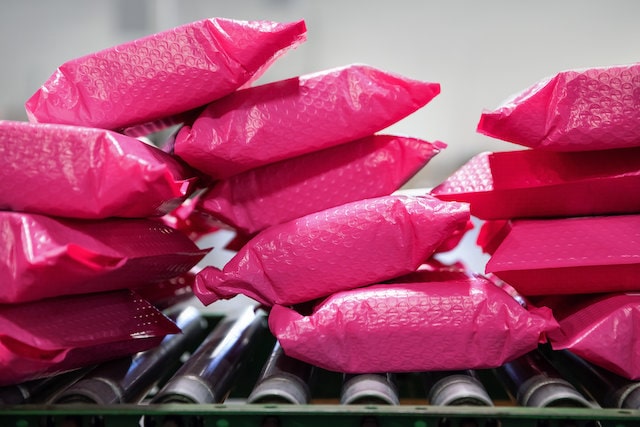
431,147 -> 640,219
25,18 -> 307,132
485,215 -> 640,296
0,290 -> 179,386
269,276 -> 557,373
0,121 -> 198,219
477,62 -> 640,151
174,64 -> 441,178
194,195 -> 470,306
0,211 -> 210,304
199,135 -> 446,235
544,293 -> 640,380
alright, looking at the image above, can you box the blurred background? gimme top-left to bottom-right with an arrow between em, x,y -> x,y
1,0 -> 639,188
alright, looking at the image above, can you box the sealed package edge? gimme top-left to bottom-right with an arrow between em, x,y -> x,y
174,64 -> 441,178
0,211 -> 210,304
199,135 -> 446,235
194,194 -> 470,306
0,121 -> 199,219
25,18 -> 307,131
477,62 -> 640,151
269,277 -> 557,373
0,290 -> 179,386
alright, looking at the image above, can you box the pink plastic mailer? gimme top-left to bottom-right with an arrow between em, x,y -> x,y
485,215 -> 640,296
194,195 -> 470,306
544,293 -> 640,380
0,211 -> 210,304
199,135 -> 446,235
477,62 -> 640,151
269,276 -> 557,373
431,147 -> 640,219
0,290 -> 179,386
25,18 -> 307,132
0,120 -> 199,219
174,64 -> 441,178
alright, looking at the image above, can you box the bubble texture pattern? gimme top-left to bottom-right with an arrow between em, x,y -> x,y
485,214 -> 640,296
269,277 -> 557,373
0,120 -> 198,219
174,64 -> 440,178
193,194 -> 470,306
200,135 -> 446,235
25,18 -> 307,131
0,211 -> 210,304
0,290 -> 179,386
431,147 -> 640,219
477,62 -> 640,151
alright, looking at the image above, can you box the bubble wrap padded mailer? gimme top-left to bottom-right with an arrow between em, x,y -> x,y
269,277 -> 557,373
544,293 -> 640,380
199,135 -> 446,235
477,62 -> 640,151
194,195 -> 470,306
0,211 -> 210,304
431,147 -> 640,220
174,64 -> 441,178
25,18 -> 307,131
485,215 -> 640,296
0,121 -> 198,219
0,290 -> 179,386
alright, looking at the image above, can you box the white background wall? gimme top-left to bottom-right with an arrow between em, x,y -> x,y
1,0 -> 639,188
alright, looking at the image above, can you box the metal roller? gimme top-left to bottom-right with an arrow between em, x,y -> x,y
340,373 -> 399,405
423,370 -> 493,406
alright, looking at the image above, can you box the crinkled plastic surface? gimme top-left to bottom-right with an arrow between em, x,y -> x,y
0,290 -> 179,386
0,121 -> 198,219
25,18 -> 307,131
477,62 -> 640,151
174,64 -> 441,178
199,135 -> 446,235
544,293 -> 640,380
0,211 -> 210,304
194,195 -> 470,306
269,277 -> 557,373
160,191 -> 222,241
485,215 -> 640,296
431,148 -> 640,219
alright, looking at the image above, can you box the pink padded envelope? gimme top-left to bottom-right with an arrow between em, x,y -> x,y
25,18 -> 307,131
269,276 -> 557,373
194,195 -> 470,306
174,64 -> 441,178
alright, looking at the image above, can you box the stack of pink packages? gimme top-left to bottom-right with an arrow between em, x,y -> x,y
431,62 -> 640,379
1,17 -> 309,385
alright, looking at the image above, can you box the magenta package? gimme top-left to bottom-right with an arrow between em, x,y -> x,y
199,135 -> 446,235
544,293 -> 640,380
477,62 -> 640,151
485,215 -> 640,296
0,121 -> 199,219
25,18 -> 306,132
0,211 -> 210,304
174,64 -> 441,178
194,195 -> 470,306
431,148 -> 640,219
0,290 -> 179,386
269,276 -> 557,373
476,220 -> 509,255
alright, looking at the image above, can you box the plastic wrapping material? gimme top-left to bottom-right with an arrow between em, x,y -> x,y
25,18 -> 307,132
174,64 -> 441,179
477,62 -> 640,151
0,211 -> 210,304
193,195 -> 470,306
269,277 -> 557,373
485,215 -> 640,296
0,121 -> 198,219
0,290 -> 179,386
160,191 -> 222,241
544,293 -> 640,380
199,135 -> 446,235
431,148 -> 640,220
476,220 -> 510,256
